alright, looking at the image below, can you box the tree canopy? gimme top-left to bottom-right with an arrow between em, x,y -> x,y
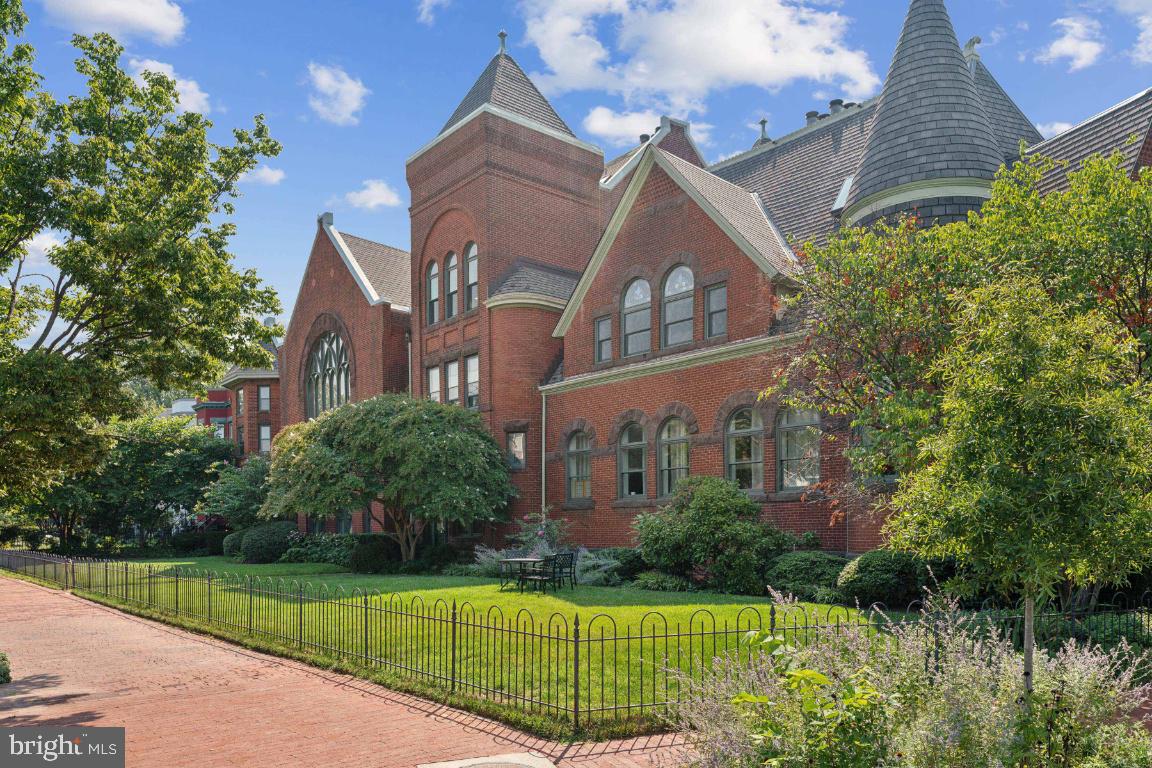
262,395 -> 516,560
0,0 -> 280,506
196,455 -> 270,531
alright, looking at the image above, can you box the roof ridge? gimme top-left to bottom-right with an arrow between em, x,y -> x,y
709,100 -> 876,172
1029,87 -> 1152,151
340,230 -> 410,254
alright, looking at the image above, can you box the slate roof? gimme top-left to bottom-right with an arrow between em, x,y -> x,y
847,0 -> 1003,207
712,103 -> 876,247
219,340 -> 279,386
657,148 -> 798,277
490,259 -> 581,301
602,145 -> 644,183
1027,88 -> 1152,195
441,52 -> 575,138
971,58 -> 1042,162
340,232 -> 412,308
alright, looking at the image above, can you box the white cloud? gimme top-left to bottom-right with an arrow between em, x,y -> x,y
240,165 -> 286,186
1110,1 -> 1152,63
417,0 -> 451,24
306,63 -> 371,126
342,179 -> 403,210
1037,17 -> 1105,71
129,58 -> 211,114
24,232 -> 62,269
520,0 -> 880,119
1037,121 -> 1074,139
41,0 -> 185,45
583,106 -> 661,147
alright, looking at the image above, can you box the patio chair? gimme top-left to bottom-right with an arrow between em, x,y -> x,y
518,555 -> 557,593
553,551 -> 577,589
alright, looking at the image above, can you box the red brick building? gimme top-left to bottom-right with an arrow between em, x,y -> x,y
192,388 -> 234,440
261,0 -> 1152,553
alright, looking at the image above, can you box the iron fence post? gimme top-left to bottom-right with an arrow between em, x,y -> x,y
297,584 -> 304,648
450,600 -> 458,693
207,574 -> 213,623
572,613 -> 581,733
122,561 -> 128,600
247,576 -> 253,634
65,559 -> 72,590
147,564 -> 153,607
104,561 -> 108,596
363,594 -> 369,662
770,604 -> 776,635
175,567 -> 180,616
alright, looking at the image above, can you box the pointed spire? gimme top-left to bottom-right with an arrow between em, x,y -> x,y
759,118 -> 769,141
846,0 -> 1002,216
438,43 -> 575,138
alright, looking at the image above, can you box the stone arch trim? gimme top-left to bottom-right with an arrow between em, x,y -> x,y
297,312 -> 358,400
651,401 -> 700,435
559,418 -> 597,450
608,408 -> 650,446
607,263 -> 656,312
655,252 -> 701,294
713,390 -> 775,437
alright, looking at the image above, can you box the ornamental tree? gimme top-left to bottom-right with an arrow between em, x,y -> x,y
261,395 -> 515,561
0,1 -> 281,506
886,279 -> 1152,693
195,456 -> 270,531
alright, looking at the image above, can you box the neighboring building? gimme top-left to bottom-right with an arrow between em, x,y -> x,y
192,388 -> 233,439
219,338 -> 281,459
259,0 -> 1152,553
158,397 -> 197,424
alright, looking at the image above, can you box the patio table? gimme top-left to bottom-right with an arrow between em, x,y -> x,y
498,557 -> 543,590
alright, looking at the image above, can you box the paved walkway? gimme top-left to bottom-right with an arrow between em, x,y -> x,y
0,577 -> 685,768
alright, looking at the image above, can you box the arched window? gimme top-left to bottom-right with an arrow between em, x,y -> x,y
566,431 -> 592,500
658,418 -> 689,496
617,422 -> 647,498
662,266 -> 694,347
426,262 -> 440,325
444,252 -> 458,320
305,332 -> 350,418
464,242 -> 480,311
726,408 -> 763,490
777,409 -> 821,490
621,279 -> 651,357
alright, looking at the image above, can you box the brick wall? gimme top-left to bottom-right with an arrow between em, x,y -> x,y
227,378 -> 280,458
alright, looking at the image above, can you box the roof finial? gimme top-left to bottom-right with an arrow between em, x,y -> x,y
498,29 -> 507,54
759,118 -> 768,141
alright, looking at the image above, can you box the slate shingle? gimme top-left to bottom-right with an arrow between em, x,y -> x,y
340,232 -> 412,308
440,53 -> 575,138
491,260 -> 581,301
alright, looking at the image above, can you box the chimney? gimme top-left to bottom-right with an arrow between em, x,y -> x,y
318,211 -> 333,226
805,110 -> 820,126
639,133 -> 650,143
829,99 -> 844,114
758,118 -> 769,143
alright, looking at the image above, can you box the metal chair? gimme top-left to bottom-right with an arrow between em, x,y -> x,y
518,555 -> 557,593
553,551 -> 577,589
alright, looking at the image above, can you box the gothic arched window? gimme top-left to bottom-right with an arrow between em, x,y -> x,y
305,332 -> 350,418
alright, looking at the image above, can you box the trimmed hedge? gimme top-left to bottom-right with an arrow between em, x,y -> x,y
204,530 -> 228,556
349,534 -> 401,574
239,521 -> 297,564
222,530 -> 246,558
836,550 -> 932,609
764,551 -> 849,602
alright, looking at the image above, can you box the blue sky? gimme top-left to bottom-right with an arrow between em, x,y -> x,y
19,0 -> 1152,320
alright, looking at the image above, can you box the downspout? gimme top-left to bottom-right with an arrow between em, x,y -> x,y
406,331 -> 412,395
541,390 -> 547,512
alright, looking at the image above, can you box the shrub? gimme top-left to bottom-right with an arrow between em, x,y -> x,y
836,549 -> 932,608
169,529 -> 207,555
349,534 -> 401,574
222,530 -> 246,558
576,548 -> 624,586
764,551 -> 849,602
0,651 -> 9,685
204,530 -> 228,556
634,477 -> 796,594
601,547 -> 646,581
238,521 -> 297,564
632,570 -> 696,592
277,532 -> 357,567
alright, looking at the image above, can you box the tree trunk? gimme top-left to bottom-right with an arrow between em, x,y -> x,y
1022,593 -> 1035,699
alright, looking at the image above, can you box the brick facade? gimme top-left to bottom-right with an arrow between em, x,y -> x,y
226,377 -> 281,458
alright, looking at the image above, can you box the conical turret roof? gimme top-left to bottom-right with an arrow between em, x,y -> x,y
440,50 -> 575,138
847,0 -> 1003,208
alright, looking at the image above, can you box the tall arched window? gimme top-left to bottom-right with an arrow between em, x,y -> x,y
726,408 -> 763,490
426,262 -> 440,325
464,242 -> 480,311
777,409 -> 821,490
617,423 -> 647,498
305,332 -> 350,418
662,266 -> 694,347
621,279 -> 651,357
566,431 -> 592,500
658,418 -> 689,496
444,252 -> 458,320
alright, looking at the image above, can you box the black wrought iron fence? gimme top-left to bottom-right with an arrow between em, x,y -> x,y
2,549 -> 1149,730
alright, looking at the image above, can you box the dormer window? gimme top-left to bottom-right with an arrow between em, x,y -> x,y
621,279 -> 651,357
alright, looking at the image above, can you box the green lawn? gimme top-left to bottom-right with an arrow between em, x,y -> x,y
15,554 -> 864,735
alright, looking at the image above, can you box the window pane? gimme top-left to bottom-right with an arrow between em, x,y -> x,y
465,243 -> 479,310
445,253 -> 458,319
664,266 -> 694,297
706,285 -> 728,337
595,317 -> 612,362
446,361 -> 459,403
624,309 -> 650,334
507,432 -> 526,469
427,366 -> 440,401
624,279 -> 650,308
259,424 -> 272,453
465,355 -> 479,408
566,432 -> 592,499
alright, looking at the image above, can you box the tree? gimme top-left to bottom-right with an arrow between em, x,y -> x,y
886,279 -> 1152,694
0,0 -> 281,506
262,395 -> 516,561
196,456 -> 270,531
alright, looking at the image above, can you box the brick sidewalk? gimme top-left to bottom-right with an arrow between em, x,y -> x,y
0,577 -> 686,768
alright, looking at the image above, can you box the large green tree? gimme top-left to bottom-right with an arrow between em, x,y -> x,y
262,395 -> 516,561
196,455 -> 270,531
0,0 -> 280,506
887,279 -> 1152,693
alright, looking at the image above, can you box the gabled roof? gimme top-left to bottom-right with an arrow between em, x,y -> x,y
340,232 -> 412,308
440,52 -> 574,138
601,116 -> 706,188
970,57 -> 1042,162
491,259 -> 580,302
555,146 -> 795,337
847,0 -> 1003,209
712,102 -> 877,246
1028,88 -> 1152,195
